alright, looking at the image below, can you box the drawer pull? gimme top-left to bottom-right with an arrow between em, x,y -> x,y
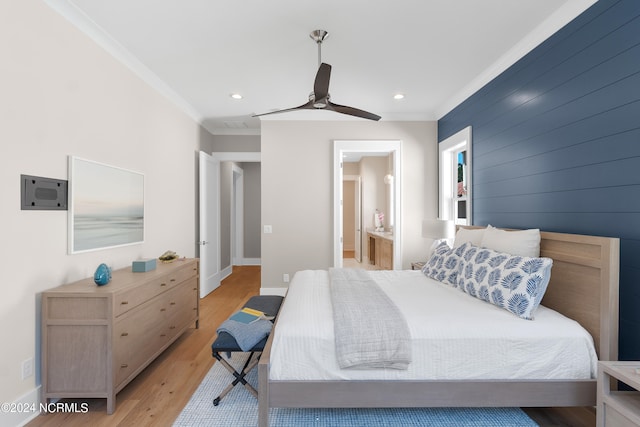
169,326 -> 176,330
193,288 -> 197,291
160,334 -> 166,337
160,283 -> 167,287
170,278 -> 176,282
121,301 -> 129,305
170,302 -> 176,305
121,332 -> 129,337
160,308 -> 166,312
120,364 -> 128,368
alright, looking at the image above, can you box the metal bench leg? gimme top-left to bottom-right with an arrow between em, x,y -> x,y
212,352 -> 261,406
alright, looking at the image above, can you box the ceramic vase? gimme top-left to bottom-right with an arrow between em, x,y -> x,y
94,263 -> 112,286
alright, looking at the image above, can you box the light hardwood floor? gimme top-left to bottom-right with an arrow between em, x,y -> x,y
28,264 -> 595,427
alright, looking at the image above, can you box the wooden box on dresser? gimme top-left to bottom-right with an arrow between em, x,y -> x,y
41,258 -> 199,414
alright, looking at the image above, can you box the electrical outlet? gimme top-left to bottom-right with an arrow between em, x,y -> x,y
283,273 -> 290,283
22,357 -> 33,380
264,225 -> 272,234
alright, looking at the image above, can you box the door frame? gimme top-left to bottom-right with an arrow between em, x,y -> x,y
333,140 -> 402,269
231,163 -> 244,266
206,152 -> 260,285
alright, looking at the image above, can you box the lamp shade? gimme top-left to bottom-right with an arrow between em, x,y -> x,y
422,219 -> 456,240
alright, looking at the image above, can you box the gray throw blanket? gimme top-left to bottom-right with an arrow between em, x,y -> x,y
217,318 -> 273,352
329,268 -> 412,370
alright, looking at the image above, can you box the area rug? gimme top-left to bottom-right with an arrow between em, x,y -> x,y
174,354 -> 538,426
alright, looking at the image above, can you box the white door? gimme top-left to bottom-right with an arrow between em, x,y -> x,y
354,177 -> 362,263
199,151 -> 220,297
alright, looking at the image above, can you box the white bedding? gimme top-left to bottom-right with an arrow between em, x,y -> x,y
269,269 -> 598,381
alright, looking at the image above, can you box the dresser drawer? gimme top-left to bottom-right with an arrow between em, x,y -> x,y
165,278 -> 198,317
161,279 -> 198,340
115,329 -> 168,388
113,276 -> 197,386
603,403 -> 639,427
114,263 -> 196,317
114,304 -> 168,358
114,296 -> 169,375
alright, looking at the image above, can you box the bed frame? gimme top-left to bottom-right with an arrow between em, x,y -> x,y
257,229 -> 619,427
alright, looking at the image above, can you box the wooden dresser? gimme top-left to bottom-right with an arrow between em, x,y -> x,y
41,258 -> 199,414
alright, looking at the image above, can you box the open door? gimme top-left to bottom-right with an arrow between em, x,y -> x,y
199,151 -> 220,297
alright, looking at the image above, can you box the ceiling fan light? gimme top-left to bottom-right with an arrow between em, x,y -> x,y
309,92 -> 328,109
230,93 -> 243,100
393,93 -> 405,100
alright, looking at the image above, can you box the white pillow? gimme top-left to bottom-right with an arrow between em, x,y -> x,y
453,225 -> 494,248
481,227 -> 540,258
453,228 -> 484,248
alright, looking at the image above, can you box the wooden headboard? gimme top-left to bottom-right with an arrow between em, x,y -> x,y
461,227 -> 619,361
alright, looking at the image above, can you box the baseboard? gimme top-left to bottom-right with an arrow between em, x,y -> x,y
6,386 -> 41,427
260,287 -> 288,297
232,258 -> 261,266
220,265 -> 232,281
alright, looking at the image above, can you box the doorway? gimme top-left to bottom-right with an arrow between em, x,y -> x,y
333,140 -> 402,269
199,152 -> 260,297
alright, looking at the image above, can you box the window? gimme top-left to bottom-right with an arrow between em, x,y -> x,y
439,126 -> 472,225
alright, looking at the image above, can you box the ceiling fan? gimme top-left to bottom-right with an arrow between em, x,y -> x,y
253,30 -> 381,121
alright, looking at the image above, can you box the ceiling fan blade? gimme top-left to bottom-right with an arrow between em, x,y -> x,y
252,100 -> 314,117
327,101 -> 381,121
313,63 -> 331,101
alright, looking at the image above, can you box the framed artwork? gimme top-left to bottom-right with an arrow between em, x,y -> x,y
68,156 -> 144,254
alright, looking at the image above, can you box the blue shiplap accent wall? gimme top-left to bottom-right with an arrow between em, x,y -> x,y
438,0 -> 640,361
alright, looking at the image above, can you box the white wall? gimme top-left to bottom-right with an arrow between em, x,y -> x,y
0,1 -> 210,423
260,120 -> 438,290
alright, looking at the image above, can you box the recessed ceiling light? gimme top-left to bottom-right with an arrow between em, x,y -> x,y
230,93 -> 243,100
393,93 -> 405,100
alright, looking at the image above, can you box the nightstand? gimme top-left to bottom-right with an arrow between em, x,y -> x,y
411,261 -> 425,270
597,361 -> 640,427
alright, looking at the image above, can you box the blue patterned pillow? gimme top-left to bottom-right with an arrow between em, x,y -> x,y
422,242 -> 468,286
456,243 -> 553,320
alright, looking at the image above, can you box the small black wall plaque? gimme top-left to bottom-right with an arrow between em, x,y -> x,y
21,174 -> 68,210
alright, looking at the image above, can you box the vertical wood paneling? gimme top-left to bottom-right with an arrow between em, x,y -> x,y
438,0 -> 640,361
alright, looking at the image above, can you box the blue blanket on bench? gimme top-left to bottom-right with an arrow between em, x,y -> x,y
217,318 -> 273,352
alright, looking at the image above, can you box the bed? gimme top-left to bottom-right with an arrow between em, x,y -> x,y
257,228 -> 619,427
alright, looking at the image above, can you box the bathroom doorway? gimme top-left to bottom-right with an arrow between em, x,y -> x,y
333,140 -> 401,269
